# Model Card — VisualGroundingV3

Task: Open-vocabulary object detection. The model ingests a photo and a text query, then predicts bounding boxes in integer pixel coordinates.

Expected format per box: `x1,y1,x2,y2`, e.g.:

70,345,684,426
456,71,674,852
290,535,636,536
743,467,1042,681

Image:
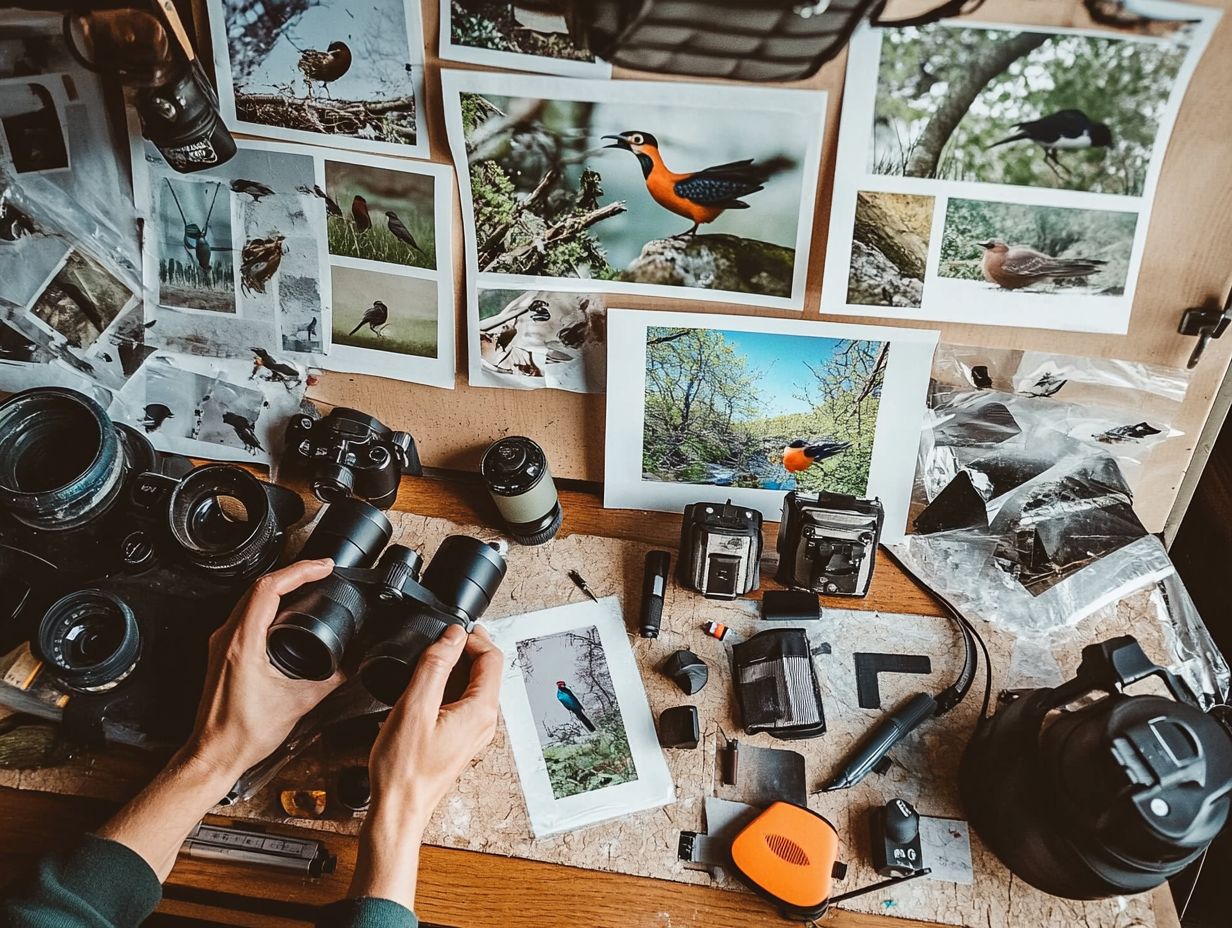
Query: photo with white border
439,0,611,78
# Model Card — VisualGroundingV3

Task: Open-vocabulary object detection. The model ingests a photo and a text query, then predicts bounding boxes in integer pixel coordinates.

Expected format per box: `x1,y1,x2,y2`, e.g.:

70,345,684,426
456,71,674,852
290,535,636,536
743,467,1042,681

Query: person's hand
181,558,344,782
348,624,503,909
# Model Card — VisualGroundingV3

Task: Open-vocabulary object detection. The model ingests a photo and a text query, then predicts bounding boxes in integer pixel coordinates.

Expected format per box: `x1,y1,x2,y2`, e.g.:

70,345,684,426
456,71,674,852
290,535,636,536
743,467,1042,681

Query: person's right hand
349,624,503,909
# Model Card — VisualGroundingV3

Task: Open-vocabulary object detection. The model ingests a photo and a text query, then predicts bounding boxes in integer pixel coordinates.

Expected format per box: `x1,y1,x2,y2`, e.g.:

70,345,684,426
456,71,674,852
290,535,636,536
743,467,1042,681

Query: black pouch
732,628,825,740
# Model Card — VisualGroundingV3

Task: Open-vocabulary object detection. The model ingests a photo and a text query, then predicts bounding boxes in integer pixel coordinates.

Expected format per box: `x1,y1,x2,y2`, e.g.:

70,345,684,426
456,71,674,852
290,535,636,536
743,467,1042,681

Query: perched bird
307,317,318,340
231,179,275,201
183,223,212,271
1026,372,1068,398
528,299,551,322
141,403,174,433
297,41,352,96
988,109,1112,176
384,211,423,253
240,234,286,295
315,185,342,217
602,130,780,238
223,412,264,454
351,195,371,233
555,682,595,732
249,347,301,386
977,240,1106,291
348,300,389,337
782,438,852,473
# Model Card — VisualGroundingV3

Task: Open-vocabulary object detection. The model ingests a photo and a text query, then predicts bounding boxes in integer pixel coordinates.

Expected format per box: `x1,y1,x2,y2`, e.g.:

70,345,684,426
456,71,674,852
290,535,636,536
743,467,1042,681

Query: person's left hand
182,559,344,781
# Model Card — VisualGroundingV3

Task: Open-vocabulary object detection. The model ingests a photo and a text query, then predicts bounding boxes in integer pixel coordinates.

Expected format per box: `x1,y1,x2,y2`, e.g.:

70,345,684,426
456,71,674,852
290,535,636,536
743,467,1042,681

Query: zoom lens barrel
0,388,135,531
36,590,141,692
168,465,282,576
480,437,562,545
299,498,393,567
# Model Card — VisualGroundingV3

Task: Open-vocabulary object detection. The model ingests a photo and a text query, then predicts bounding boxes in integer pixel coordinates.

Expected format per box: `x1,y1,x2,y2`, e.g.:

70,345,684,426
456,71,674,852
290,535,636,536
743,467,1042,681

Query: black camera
776,492,883,597
266,499,507,706
284,408,421,511
0,388,302,741
677,499,762,600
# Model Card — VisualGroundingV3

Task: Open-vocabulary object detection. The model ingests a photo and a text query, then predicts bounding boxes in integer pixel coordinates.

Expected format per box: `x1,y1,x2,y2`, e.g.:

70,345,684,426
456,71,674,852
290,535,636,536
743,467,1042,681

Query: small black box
658,705,700,749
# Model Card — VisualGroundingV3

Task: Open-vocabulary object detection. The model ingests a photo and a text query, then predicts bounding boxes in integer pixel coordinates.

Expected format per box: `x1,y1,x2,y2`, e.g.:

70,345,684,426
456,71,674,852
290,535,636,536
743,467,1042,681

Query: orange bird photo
782,438,851,473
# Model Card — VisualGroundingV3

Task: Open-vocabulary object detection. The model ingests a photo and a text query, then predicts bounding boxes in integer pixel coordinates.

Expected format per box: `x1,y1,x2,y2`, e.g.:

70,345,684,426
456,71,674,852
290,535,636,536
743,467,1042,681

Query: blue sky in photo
717,329,845,419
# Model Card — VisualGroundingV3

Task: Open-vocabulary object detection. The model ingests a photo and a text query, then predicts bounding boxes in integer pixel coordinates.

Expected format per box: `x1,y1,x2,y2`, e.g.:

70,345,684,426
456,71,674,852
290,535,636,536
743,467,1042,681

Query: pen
823,692,937,791
568,569,598,602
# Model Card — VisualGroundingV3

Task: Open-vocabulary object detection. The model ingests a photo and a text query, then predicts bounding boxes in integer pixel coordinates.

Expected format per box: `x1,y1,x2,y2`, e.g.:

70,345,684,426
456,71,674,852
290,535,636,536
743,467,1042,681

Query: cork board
222,0,1232,538
3,510,1194,928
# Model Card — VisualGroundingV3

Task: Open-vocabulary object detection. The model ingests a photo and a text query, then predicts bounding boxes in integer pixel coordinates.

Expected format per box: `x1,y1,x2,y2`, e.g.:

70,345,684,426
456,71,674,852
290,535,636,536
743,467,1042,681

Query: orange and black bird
602,130,778,238
351,195,371,233
240,234,286,295
385,210,423,253
297,41,351,96
349,300,388,337
782,438,851,473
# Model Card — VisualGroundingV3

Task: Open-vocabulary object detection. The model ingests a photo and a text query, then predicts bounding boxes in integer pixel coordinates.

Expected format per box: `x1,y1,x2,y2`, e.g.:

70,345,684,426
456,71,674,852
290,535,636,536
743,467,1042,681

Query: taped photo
443,70,826,311
439,0,611,78
207,0,429,159
470,288,606,393
483,597,673,837
821,4,1220,333
604,309,939,542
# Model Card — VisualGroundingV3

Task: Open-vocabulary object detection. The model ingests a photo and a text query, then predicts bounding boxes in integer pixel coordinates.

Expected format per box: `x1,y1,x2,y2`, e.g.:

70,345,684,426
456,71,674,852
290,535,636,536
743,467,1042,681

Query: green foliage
450,0,595,62
326,215,435,270
939,199,1137,291
873,25,1187,195
642,329,883,496
543,713,637,800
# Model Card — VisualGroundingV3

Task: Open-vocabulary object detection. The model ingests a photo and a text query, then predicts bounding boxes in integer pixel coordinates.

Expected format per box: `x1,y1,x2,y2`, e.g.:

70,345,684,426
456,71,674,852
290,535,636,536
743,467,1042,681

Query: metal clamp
1179,288,1232,369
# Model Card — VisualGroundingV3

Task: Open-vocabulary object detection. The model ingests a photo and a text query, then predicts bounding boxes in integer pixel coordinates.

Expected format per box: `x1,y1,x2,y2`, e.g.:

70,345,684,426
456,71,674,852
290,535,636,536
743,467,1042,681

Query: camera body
678,500,762,600
267,499,507,706
0,388,302,744
776,492,883,597
284,408,421,511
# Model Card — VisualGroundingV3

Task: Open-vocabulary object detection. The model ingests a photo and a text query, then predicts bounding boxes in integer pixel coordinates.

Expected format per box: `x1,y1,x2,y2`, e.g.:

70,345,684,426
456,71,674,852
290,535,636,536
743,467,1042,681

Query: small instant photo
0,75,71,176
484,597,674,838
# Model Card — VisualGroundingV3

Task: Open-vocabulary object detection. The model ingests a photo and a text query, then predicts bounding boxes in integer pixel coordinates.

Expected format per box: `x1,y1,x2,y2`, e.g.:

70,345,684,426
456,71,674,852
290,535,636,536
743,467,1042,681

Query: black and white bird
249,346,301,387
384,210,423,253
141,403,174,433
313,185,342,216
222,412,264,454
348,300,389,337
1025,372,1068,398
231,179,275,201
989,109,1112,176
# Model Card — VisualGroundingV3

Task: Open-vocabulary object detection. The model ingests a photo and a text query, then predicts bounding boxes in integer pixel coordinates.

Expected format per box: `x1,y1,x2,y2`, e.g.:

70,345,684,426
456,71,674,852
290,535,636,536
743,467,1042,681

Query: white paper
205,0,429,160
603,309,939,542
442,69,826,312
482,597,674,838
821,4,1219,334
438,0,611,78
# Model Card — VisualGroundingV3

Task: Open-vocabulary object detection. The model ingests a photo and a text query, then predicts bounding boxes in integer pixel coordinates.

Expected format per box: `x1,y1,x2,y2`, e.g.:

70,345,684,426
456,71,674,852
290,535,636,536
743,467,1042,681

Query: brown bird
240,234,286,295
314,185,342,216
977,240,1107,290
352,195,371,233
384,211,423,253
297,42,351,96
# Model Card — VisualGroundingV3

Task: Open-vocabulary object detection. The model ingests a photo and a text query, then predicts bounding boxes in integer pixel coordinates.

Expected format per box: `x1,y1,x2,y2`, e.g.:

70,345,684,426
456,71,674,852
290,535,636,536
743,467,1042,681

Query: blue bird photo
556,681,596,732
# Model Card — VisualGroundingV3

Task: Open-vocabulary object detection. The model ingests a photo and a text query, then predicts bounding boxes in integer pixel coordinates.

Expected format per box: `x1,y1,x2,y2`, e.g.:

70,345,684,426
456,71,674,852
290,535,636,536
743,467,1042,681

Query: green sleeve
316,898,418,928
1,834,162,928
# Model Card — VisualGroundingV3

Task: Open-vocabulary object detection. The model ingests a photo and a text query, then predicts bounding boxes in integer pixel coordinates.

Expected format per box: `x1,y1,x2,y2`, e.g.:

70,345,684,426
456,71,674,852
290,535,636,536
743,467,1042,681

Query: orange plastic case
729,801,842,919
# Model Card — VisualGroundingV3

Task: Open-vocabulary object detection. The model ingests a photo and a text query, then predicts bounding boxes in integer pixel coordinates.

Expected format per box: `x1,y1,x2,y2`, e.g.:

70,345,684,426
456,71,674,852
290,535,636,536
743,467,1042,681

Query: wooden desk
0,476,1182,928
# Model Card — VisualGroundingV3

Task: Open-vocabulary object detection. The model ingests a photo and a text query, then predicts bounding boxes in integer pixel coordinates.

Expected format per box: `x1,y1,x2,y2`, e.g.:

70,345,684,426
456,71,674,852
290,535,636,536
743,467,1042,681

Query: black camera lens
299,498,393,568
480,437,562,545
312,462,355,505
36,590,141,692
0,388,131,530
168,465,284,576
267,575,367,681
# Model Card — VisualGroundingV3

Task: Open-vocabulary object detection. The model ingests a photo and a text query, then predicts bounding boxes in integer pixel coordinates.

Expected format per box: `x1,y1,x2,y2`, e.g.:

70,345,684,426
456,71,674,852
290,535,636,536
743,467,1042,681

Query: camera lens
480,437,562,545
36,590,141,692
267,575,367,681
299,498,393,567
311,462,355,505
168,465,283,576
0,388,128,530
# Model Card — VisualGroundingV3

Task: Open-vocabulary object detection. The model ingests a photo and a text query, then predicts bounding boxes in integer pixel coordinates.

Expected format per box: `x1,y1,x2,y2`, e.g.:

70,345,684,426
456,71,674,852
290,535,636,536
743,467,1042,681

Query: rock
621,234,795,297
846,240,924,308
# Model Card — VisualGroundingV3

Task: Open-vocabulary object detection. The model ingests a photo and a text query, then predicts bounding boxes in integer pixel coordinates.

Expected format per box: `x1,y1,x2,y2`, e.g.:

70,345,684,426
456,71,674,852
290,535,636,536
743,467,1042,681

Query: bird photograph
330,264,439,358
515,627,637,800
938,198,1135,296
239,234,287,295
322,160,436,269
29,251,132,351
140,403,174,433
157,177,235,313
458,77,820,300
230,179,275,201
448,0,599,67
642,327,884,497
869,23,1189,195
249,346,302,389
222,411,265,454
478,290,607,390
220,0,419,148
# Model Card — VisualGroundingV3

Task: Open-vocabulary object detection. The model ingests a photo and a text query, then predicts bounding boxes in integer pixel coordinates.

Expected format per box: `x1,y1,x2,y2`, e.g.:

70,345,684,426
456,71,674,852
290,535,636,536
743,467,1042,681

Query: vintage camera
776,492,883,597
266,499,507,706
0,388,302,741
678,499,762,600
284,408,421,511
63,5,237,172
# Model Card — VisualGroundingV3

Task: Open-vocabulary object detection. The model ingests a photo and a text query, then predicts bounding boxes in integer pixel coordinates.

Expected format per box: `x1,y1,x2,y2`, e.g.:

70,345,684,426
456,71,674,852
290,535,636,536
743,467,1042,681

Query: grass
332,315,437,359
327,215,435,270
